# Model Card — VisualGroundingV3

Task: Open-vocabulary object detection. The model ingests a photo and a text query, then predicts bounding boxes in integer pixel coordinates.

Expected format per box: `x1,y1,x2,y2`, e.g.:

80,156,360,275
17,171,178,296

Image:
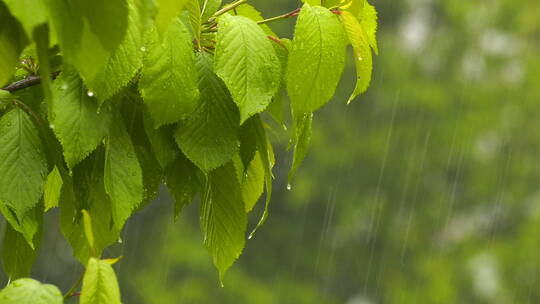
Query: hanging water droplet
49,124,55,129
118,237,123,244
286,183,292,190
87,91,94,97
247,234,253,240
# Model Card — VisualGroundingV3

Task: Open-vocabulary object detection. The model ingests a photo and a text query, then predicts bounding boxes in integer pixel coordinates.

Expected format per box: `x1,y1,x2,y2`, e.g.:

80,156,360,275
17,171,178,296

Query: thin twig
2,71,60,93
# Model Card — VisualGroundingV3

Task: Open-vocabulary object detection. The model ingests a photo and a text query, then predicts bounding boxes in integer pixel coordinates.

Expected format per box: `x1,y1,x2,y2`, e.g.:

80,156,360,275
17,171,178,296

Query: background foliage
2,0,540,303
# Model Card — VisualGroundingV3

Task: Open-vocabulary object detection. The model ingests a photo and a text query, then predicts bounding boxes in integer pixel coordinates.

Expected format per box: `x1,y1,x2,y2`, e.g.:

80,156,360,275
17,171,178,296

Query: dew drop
286,183,292,191
140,46,147,52
87,91,94,97
49,124,55,129
118,237,123,244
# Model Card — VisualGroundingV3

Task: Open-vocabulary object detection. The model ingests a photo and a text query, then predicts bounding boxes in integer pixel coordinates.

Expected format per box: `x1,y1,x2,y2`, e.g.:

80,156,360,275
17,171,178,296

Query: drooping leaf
199,0,222,21
0,108,47,220
143,111,179,170
80,257,121,304
340,10,373,103
200,162,247,282
1,223,41,280
0,90,14,109
0,278,63,304
2,0,48,37
0,3,27,87
215,13,281,123
286,4,346,114
60,150,119,264
52,67,112,169
242,116,274,237
46,0,128,84
288,112,313,182
242,151,265,212
154,0,190,33
33,24,54,118
44,166,63,211
104,112,143,230
359,0,378,54
0,202,41,248
165,154,200,219
175,52,240,172
85,0,145,103
139,20,200,128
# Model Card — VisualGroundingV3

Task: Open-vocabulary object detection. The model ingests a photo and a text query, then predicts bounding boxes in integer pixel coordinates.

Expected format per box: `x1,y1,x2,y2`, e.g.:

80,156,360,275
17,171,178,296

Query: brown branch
2,71,60,93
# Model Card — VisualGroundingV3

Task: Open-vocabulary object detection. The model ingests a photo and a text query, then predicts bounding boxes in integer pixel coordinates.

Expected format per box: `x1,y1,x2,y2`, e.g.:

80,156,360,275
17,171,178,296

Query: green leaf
80,257,121,304
185,0,201,42
242,116,273,237
242,151,265,212
34,24,54,118
301,0,321,5
0,202,41,248
2,0,48,37
340,10,373,103
175,52,240,172
143,111,179,170
215,14,281,123
52,68,112,169
2,223,40,280
104,112,143,230
139,20,200,128
200,162,247,282
46,0,128,83
199,0,222,21
77,0,128,52
286,4,347,114
44,166,63,211
0,3,27,87
288,112,313,182
0,278,63,304
0,108,47,220
60,151,119,264
85,0,145,103
0,90,14,110
165,155,200,219
359,0,378,54
155,0,190,33
82,209,96,255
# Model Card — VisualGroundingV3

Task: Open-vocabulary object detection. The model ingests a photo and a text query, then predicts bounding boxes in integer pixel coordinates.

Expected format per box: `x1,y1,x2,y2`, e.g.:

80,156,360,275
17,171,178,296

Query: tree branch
1,71,60,93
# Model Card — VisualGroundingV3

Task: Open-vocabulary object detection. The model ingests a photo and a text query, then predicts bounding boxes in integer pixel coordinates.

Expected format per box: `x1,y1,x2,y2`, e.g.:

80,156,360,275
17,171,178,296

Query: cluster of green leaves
0,0,377,301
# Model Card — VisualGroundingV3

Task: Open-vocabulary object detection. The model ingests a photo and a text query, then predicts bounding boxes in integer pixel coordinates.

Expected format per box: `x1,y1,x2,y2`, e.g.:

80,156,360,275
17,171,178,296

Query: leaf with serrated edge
0,278,62,304
52,68,112,169
175,52,240,172
0,108,47,220
340,10,373,103
44,166,63,211
215,14,281,123
80,257,121,304
201,162,247,282
286,4,346,114
104,113,143,230
139,20,199,128
86,0,145,103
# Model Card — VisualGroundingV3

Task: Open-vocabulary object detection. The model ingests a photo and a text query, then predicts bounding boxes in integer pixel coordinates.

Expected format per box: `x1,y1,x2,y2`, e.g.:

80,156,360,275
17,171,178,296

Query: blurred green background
3,0,540,303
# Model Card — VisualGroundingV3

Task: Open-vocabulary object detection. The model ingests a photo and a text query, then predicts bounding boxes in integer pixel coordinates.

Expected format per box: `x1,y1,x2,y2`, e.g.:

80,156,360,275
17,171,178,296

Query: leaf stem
63,272,84,300
213,0,248,17
257,8,301,25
